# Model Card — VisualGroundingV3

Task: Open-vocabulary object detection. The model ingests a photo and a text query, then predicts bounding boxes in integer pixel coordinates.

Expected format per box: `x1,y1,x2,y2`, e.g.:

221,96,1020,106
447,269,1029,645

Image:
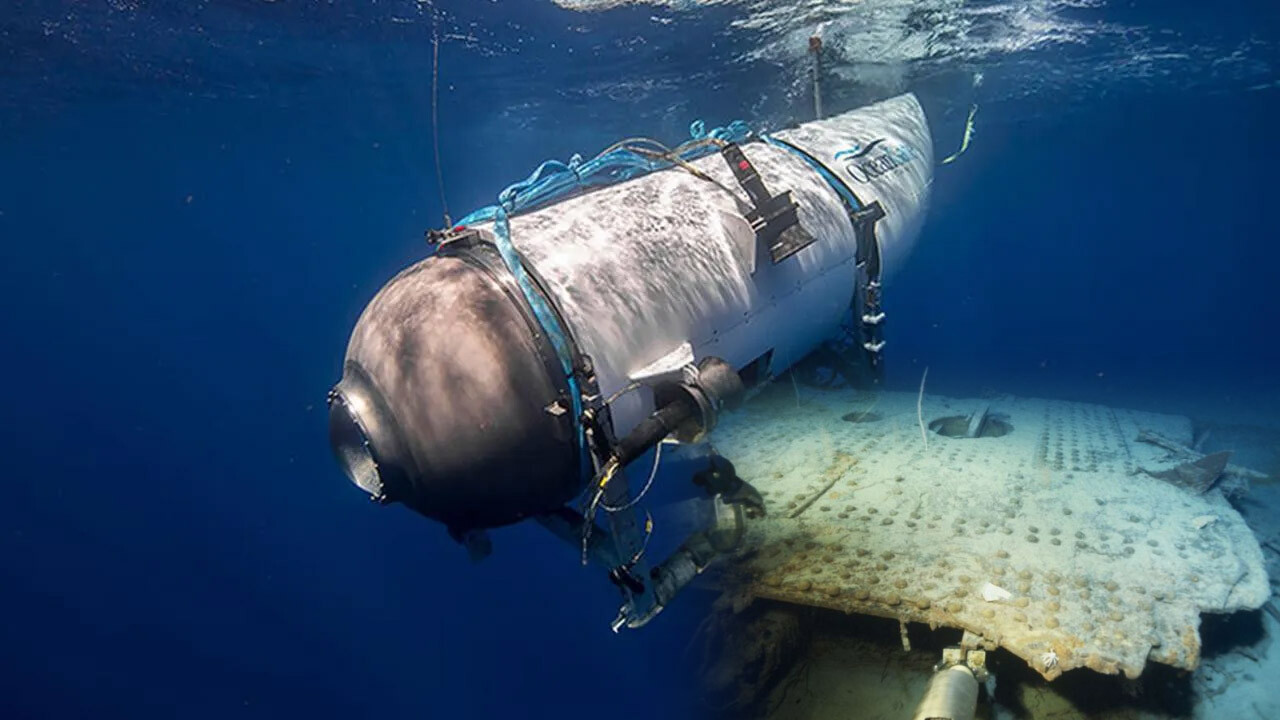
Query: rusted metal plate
709,386,1270,680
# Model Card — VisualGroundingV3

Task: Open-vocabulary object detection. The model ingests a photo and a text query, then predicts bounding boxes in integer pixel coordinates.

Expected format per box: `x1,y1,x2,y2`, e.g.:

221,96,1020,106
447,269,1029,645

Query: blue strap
761,135,863,212
491,207,585,454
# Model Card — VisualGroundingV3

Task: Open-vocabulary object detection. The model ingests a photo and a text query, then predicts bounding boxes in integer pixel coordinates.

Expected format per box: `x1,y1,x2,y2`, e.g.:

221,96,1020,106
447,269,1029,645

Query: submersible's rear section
328,94,933,542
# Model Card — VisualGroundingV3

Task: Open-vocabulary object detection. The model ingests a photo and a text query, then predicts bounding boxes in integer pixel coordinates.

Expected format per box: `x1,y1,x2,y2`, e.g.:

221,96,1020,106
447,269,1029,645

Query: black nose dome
329,249,581,532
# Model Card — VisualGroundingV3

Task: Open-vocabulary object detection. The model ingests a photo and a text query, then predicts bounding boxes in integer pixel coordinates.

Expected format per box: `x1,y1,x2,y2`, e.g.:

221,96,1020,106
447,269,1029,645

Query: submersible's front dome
329,253,580,532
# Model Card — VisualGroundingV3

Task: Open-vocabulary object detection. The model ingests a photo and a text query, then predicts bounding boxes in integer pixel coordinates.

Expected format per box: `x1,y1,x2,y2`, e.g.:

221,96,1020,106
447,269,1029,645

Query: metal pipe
912,665,979,720
808,35,824,120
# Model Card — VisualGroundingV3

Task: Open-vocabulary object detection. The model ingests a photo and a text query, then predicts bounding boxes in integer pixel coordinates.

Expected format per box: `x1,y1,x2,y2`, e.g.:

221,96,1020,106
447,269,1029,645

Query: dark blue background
897,88,1280,412
1,1,1277,717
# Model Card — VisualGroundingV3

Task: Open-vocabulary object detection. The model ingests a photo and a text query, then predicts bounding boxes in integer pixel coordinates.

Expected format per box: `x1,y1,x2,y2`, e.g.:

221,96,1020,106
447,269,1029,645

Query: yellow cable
598,459,619,488
941,104,978,165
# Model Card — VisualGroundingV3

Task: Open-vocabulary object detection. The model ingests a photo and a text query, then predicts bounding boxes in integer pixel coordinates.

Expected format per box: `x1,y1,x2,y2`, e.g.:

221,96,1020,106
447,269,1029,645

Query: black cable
431,17,452,228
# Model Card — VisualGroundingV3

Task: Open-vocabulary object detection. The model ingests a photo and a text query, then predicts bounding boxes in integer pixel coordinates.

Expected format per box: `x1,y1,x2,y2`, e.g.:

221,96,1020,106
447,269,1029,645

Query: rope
602,441,664,512
940,104,978,165
580,459,619,565
430,16,452,227
456,119,752,226
629,509,654,566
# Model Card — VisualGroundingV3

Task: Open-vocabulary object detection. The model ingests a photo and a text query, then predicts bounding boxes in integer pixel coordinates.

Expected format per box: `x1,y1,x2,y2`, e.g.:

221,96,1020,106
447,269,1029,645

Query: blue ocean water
1,1,1277,718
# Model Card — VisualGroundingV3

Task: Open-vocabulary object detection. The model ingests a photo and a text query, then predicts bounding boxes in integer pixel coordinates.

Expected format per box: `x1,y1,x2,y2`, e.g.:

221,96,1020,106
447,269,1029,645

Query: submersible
328,93,933,628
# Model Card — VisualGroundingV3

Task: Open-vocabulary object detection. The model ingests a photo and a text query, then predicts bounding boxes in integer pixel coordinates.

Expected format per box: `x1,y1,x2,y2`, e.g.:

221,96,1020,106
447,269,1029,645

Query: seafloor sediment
708,384,1271,682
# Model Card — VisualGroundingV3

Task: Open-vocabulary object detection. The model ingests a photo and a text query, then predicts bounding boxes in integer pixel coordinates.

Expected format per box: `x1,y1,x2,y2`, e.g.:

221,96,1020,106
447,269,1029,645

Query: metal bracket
939,646,989,682
720,143,814,264
850,202,887,380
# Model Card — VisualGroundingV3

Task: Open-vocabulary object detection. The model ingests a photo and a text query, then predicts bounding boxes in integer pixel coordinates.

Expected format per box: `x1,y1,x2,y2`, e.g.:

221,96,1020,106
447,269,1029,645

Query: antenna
431,11,453,228
809,34,824,120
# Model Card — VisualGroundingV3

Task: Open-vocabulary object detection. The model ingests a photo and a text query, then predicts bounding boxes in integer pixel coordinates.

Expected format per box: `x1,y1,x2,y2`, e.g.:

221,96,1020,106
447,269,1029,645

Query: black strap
753,135,890,383
720,143,814,263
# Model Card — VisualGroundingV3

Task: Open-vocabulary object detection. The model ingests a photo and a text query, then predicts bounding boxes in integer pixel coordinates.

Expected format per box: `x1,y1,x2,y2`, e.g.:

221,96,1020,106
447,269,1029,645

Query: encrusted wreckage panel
710,387,1270,680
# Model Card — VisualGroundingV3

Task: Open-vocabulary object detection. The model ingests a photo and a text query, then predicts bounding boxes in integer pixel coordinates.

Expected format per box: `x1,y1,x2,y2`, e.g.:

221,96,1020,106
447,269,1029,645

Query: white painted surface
501,94,933,435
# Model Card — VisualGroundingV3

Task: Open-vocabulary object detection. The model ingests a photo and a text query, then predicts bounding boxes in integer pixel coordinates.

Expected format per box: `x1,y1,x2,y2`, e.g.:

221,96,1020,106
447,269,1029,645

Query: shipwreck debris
707,389,1271,681
1143,451,1232,494
1136,428,1267,498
